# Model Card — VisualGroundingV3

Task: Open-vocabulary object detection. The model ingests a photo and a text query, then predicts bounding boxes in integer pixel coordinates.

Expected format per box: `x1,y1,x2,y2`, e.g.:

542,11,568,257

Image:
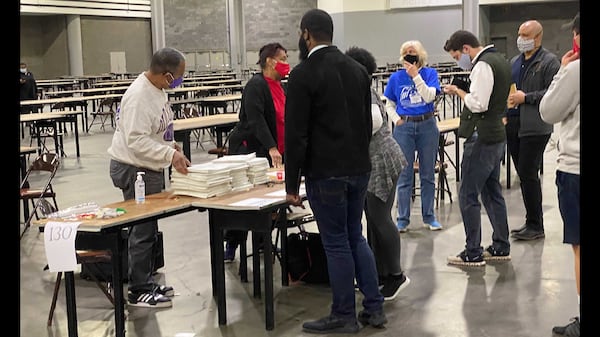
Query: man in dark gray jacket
505,20,560,241
285,9,386,334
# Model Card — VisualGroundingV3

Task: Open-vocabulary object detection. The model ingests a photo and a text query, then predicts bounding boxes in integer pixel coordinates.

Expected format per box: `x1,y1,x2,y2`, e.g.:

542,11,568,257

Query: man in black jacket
284,9,386,334
20,62,38,114
505,20,560,241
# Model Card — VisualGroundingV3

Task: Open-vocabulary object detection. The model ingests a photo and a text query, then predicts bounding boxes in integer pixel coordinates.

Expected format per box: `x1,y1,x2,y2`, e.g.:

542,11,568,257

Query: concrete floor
19,120,578,337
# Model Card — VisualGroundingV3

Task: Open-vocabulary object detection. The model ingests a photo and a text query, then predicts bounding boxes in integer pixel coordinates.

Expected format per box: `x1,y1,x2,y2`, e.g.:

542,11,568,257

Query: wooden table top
172,114,239,131
19,110,84,122
34,181,292,232
20,93,123,106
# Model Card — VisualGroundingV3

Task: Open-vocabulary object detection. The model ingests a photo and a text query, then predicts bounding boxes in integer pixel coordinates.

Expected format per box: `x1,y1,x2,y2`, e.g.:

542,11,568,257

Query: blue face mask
457,53,472,71
168,73,184,88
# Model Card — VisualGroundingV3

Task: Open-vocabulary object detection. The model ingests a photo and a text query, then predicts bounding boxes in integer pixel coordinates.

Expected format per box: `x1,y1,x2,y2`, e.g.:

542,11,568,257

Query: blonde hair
399,40,428,68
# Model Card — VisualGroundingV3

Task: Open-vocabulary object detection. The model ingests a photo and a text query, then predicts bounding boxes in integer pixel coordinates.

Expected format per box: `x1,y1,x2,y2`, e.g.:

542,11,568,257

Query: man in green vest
442,30,512,267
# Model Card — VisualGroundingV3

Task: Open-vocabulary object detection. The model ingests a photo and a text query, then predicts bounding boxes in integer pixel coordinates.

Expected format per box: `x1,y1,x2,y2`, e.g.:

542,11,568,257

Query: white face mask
517,36,535,53
20,68,27,74
457,53,472,71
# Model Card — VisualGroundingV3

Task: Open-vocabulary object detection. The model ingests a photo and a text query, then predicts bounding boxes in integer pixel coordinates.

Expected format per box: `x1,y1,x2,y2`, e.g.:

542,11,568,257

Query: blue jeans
392,117,440,225
459,133,510,257
305,174,384,319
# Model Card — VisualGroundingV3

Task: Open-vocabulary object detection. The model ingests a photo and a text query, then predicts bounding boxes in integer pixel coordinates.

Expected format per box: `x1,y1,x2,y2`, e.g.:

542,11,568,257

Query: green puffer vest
458,49,511,144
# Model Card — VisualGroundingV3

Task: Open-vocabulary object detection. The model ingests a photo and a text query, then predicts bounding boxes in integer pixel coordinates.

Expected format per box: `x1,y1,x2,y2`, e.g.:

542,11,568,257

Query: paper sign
44,221,81,272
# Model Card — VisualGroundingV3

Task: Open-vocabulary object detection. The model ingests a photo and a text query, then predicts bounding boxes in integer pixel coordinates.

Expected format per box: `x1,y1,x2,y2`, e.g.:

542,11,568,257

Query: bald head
519,20,543,39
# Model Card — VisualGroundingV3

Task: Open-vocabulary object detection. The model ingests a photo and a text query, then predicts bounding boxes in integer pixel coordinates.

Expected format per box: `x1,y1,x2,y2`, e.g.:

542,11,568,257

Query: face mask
517,36,535,53
274,61,290,78
20,68,27,74
167,73,184,88
457,53,472,70
404,54,418,65
572,37,580,53
298,35,309,61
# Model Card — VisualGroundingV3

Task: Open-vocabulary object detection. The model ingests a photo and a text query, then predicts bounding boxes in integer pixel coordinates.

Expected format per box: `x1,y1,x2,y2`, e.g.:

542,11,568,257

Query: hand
561,49,579,67
502,116,508,125
508,90,526,107
286,194,304,207
269,147,283,169
403,60,418,78
171,151,191,174
443,84,458,95
173,142,182,152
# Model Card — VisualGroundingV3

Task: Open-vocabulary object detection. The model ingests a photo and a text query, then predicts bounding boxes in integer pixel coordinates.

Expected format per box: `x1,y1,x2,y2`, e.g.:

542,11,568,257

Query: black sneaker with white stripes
153,284,175,297
128,291,172,308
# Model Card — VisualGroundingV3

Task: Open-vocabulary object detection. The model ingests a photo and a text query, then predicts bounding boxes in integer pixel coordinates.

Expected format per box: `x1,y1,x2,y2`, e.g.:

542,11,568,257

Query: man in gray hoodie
539,12,580,337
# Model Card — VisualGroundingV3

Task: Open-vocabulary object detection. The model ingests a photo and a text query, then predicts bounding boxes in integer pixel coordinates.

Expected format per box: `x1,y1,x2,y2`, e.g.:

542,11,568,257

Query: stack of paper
212,153,271,187
246,157,270,185
170,163,233,198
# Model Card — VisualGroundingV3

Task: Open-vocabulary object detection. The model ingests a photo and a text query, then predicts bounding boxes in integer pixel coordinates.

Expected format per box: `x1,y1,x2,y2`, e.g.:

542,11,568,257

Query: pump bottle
135,172,146,204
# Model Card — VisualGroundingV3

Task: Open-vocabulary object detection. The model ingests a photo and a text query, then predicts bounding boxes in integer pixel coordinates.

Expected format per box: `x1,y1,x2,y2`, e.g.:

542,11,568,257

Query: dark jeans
306,174,384,320
109,159,165,294
365,175,402,278
459,133,510,257
505,117,550,231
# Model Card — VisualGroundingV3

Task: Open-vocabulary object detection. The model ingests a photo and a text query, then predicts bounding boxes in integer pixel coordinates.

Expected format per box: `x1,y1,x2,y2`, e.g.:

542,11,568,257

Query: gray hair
149,47,185,74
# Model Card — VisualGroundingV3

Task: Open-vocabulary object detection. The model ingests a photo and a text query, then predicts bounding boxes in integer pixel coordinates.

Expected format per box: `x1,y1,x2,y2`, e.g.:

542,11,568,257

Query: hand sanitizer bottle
135,171,146,204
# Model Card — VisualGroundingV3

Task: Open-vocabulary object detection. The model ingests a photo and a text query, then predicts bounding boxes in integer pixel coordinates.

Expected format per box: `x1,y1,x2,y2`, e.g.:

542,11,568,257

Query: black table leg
111,231,127,337
263,230,274,330
64,271,79,337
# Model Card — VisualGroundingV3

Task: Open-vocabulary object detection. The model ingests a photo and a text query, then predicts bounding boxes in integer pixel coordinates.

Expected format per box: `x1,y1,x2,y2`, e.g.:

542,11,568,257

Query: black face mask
298,35,309,61
404,54,418,65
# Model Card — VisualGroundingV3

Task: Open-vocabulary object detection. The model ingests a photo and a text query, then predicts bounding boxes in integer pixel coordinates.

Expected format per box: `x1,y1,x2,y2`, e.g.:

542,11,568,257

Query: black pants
505,117,550,231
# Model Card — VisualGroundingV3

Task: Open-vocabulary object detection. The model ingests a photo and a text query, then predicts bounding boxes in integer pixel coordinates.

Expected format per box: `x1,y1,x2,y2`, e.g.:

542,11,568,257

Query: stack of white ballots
211,154,255,192
212,153,270,188
246,157,270,185
170,162,233,198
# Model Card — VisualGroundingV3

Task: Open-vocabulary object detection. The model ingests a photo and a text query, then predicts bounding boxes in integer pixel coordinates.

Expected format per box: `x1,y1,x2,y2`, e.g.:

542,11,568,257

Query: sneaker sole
398,228,408,233
127,300,172,308
483,255,511,262
447,259,486,267
384,276,411,301
428,225,443,231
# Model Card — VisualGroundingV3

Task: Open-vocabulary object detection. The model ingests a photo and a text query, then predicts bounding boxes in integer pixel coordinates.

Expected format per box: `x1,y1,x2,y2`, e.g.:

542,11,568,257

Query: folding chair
182,105,206,150
88,97,116,132
19,152,60,239
46,250,115,326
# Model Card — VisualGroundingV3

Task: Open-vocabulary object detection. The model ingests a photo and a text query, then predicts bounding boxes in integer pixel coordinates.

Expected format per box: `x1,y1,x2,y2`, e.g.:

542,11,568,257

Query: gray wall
332,7,463,67
81,17,152,76
20,15,151,79
20,16,70,80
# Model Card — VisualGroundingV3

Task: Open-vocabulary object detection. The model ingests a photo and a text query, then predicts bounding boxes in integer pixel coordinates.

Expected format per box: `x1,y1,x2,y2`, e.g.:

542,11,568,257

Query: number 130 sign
43,222,81,272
